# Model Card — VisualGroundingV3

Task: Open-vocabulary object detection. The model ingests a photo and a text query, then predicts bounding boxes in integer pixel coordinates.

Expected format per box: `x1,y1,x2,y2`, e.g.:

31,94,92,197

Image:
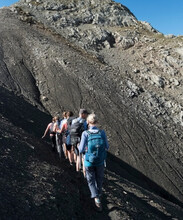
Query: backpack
85,130,106,165
64,116,76,138
70,118,85,138
67,116,76,133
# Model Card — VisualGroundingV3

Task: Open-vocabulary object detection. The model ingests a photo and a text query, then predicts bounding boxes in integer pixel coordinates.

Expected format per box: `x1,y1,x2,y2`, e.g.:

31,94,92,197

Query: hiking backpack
67,117,76,133
70,118,85,138
85,130,106,165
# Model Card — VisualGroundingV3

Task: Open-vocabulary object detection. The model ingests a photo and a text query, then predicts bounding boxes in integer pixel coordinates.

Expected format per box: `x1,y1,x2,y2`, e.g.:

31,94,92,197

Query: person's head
79,109,88,119
52,117,57,122
54,116,59,121
62,111,67,119
87,113,98,126
52,116,58,122
66,111,74,118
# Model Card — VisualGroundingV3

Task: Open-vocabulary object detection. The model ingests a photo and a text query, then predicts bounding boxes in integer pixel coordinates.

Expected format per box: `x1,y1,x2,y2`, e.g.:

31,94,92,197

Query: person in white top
42,116,58,151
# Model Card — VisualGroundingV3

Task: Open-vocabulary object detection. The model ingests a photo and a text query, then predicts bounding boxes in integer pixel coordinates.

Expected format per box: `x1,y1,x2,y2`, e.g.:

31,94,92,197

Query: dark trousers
85,165,104,198
50,135,56,150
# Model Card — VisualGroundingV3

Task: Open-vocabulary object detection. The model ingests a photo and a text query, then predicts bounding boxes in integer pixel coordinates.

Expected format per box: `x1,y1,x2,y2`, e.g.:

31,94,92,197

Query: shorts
71,136,80,156
66,144,72,151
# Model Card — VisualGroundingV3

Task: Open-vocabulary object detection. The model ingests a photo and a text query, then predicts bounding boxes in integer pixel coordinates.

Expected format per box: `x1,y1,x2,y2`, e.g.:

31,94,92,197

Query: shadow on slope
0,85,183,219
0,86,51,138
0,119,182,219
0,86,110,219
0,87,110,219
0,115,89,219
107,153,183,209
102,169,183,220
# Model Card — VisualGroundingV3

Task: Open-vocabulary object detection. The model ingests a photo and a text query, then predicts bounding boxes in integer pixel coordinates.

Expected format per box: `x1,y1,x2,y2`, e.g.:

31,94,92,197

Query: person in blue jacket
79,113,109,211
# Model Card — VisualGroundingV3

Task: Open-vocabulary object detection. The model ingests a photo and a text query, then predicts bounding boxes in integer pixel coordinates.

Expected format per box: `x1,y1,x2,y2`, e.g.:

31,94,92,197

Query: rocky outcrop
14,0,137,52
1,0,183,210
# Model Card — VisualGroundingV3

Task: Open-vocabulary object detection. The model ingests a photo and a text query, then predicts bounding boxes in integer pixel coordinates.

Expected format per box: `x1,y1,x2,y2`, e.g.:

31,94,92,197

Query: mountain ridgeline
1,0,183,215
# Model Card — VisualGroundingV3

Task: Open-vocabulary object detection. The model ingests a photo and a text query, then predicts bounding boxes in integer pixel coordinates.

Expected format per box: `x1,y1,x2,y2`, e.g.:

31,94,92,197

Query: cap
79,109,88,114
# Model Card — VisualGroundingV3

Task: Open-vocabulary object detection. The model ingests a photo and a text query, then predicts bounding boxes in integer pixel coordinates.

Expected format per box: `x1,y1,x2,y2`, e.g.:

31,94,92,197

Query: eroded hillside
0,86,183,220
0,0,183,217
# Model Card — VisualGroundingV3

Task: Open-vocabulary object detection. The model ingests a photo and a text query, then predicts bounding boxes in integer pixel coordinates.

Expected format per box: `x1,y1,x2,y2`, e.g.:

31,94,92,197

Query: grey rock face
140,21,158,33
15,0,137,51
1,0,183,209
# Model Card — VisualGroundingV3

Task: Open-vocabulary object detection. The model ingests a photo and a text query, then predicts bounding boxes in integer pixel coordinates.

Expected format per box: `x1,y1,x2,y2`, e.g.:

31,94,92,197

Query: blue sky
0,0,183,36
117,0,183,36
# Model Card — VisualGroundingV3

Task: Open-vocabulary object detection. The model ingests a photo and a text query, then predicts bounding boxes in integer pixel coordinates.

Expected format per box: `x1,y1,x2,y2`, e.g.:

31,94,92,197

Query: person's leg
67,145,73,165
70,147,74,162
79,153,82,169
76,154,80,172
85,166,98,198
53,135,56,150
64,143,68,159
82,157,86,177
95,165,104,197
68,150,72,164
62,135,68,159
56,134,59,152
71,146,76,163
73,146,77,163
71,137,77,163
56,134,62,158
50,135,56,151
74,143,80,171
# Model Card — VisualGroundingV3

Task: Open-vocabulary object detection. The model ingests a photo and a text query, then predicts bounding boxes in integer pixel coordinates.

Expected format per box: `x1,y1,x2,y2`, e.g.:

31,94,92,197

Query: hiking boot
94,198,102,212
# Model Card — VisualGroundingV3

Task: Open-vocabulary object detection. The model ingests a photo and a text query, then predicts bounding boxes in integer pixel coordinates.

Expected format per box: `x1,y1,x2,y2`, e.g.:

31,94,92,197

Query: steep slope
1,86,183,220
0,0,183,209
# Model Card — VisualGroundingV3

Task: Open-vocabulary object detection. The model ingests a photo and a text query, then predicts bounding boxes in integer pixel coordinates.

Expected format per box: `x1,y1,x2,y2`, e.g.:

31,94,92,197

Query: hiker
59,111,75,165
42,117,58,151
55,116,62,157
58,112,68,159
79,113,109,212
64,111,75,165
70,109,88,173
59,111,67,129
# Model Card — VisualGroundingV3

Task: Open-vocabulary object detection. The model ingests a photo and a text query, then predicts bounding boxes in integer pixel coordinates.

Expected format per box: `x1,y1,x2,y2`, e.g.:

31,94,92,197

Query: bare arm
57,122,67,134
42,123,51,138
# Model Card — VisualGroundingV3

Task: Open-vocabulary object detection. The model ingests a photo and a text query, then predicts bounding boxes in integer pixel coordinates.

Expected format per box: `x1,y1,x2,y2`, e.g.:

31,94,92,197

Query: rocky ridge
15,0,138,52
0,0,183,216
